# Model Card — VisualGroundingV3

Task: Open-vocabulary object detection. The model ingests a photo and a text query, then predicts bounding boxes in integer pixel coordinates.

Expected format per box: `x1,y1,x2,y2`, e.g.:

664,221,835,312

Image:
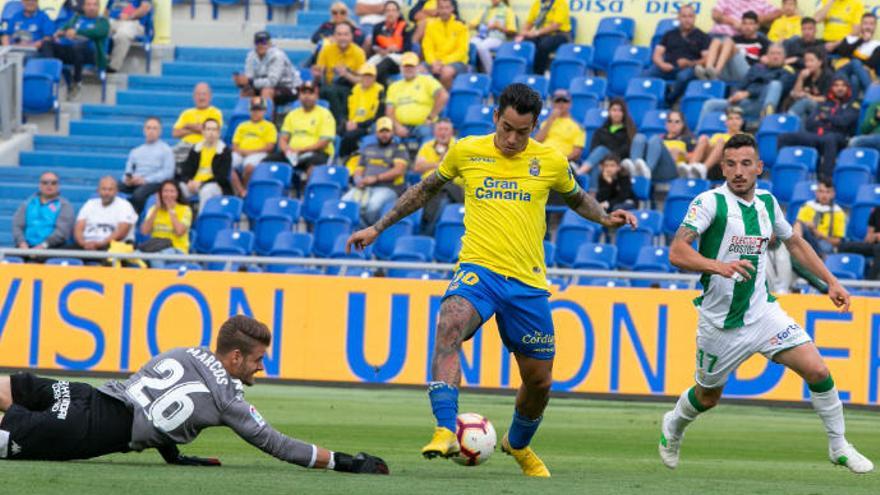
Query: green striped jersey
681,183,792,329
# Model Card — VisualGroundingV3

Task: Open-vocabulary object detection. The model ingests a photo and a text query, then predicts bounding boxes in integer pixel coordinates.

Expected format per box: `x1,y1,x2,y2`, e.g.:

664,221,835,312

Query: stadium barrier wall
2,264,880,405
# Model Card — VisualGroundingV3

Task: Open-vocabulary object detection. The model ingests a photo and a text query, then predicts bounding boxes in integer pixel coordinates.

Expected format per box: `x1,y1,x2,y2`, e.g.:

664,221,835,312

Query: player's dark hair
722,133,758,154
605,98,637,141
802,16,815,26
600,153,620,165
742,10,758,22
158,180,184,206
804,47,824,63
497,83,543,123
216,315,272,356
818,177,834,189
863,12,876,21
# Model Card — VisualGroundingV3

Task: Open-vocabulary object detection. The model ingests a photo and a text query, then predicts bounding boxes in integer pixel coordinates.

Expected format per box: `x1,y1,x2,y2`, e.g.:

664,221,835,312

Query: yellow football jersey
436,134,578,289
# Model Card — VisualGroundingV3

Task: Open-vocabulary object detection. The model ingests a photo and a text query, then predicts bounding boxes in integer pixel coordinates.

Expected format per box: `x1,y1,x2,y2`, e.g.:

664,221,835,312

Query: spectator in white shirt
74,176,138,250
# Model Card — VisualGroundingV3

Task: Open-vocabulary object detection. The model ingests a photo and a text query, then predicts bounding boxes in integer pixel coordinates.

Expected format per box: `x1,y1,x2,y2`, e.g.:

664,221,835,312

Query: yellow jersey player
347,83,637,476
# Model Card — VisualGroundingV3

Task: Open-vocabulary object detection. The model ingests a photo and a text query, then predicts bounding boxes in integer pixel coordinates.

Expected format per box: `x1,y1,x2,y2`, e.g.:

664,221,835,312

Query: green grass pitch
3,381,879,494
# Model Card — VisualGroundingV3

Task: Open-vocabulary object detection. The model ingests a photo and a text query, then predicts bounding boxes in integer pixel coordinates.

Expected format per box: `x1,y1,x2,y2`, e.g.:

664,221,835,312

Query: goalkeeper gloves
332,452,390,475
158,445,222,467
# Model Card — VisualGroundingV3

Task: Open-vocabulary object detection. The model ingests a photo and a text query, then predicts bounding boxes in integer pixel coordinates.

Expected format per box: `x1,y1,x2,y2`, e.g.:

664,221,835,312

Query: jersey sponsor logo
769,323,801,347
685,198,703,224
10,441,20,456
51,381,71,420
249,405,266,427
521,331,554,346
468,156,496,164
726,235,769,255
529,157,541,176
474,177,532,202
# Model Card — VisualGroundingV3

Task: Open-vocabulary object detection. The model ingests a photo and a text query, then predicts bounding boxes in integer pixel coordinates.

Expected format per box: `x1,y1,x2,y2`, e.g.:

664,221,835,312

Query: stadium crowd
7,0,880,290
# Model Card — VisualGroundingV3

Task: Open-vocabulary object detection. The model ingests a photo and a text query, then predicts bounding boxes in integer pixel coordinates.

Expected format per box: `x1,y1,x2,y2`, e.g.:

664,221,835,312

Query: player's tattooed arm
373,173,447,233
563,188,610,224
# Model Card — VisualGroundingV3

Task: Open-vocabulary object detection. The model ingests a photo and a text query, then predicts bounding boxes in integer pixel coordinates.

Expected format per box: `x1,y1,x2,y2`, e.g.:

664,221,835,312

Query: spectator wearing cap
413,118,461,234
270,81,337,175
535,89,586,164
313,22,367,123
0,0,54,54
340,63,385,159
422,0,470,89
386,52,448,151
342,116,408,224
232,96,278,187
120,117,176,214
516,0,571,75
179,118,243,209
12,172,74,251
173,83,224,149
233,31,301,107
645,4,710,106
368,0,413,85
468,0,517,74
104,0,152,73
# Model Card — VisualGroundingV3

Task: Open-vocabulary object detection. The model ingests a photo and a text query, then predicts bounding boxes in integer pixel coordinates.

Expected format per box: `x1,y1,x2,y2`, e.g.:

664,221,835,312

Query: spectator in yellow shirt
412,118,462,234
422,0,470,89
340,63,385,159
139,180,193,268
270,81,336,175
815,0,864,42
794,178,846,257
385,52,449,152
232,96,278,187
534,89,586,163
469,0,517,73
313,22,367,124
517,0,571,74
768,0,802,42
171,82,224,161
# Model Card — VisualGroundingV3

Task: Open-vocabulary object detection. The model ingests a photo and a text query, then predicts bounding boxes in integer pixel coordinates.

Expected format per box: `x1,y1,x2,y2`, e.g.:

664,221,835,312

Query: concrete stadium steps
0,182,97,203
33,136,166,154
0,166,118,185
127,75,238,94
82,105,190,123
116,89,240,109
173,46,310,65
265,24,315,40
161,61,250,79
20,151,127,170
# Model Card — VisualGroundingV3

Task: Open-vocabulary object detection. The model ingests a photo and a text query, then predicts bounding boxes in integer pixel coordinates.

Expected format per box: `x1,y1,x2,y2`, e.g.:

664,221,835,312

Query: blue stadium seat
855,183,880,205
491,57,527,97
326,235,368,275
322,200,360,226
192,213,233,253
165,262,202,272
253,198,300,255
662,197,692,237
452,73,491,98
23,58,62,130
680,80,726,130
631,176,652,204
269,231,313,258
776,146,818,173
0,256,24,264
312,201,356,258
865,83,880,103
445,88,483,128
310,165,349,191
572,243,617,270
615,227,654,270
834,164,872,208
464,104,494,124
757,179,773,193
251,162,293,190
639,109,669,135
459,121,495,137
434,204,466,263
212,0,249,20
243,179,284,222
569,75,607,100
548,58,586,93
695,111,727,136
668,178,709,200
265,0,295,20
496,41,536,69
625,77,666,123
757,114,800,167
583,108,608,134
578,277,631,288
555,210,601,267
633,245,671,272
825,253,866,280
651,18,679,51
847,203,875,241
387,235,436,278
45,257,83,266
544,239,555,268
302,182,342,224
837,147,879,175
634,210,663,236
1,1,22,20
607,45,651,97
373,221,414,260
211,229,254,255
592,17,635,72
556,43,594,67
771,163,809,204
513,74,549,100
786,180,817,224
201,195,243,220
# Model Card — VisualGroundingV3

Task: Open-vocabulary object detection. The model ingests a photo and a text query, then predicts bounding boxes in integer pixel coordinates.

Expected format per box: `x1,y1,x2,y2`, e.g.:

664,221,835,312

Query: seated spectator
534,89,585,164
413,118,460,234
577,99,637,181
700,11,771,82
707,0,780,39
310,2,366,48
104,0,151,73
516,0,571,75
850,99,880,149
422,0,469,89
386,52,448,152
827,13,879,97
74,177,137,251
786,48,831,122
339,63,385,159
313,22,367,123
368,1,412,85
839,205,880,279
233,31,300,107
700,42,795,127
628,110,695,181
172,83,224,153
12,172,74,250
139,180,192,268
1,0,54,54
270,81,336,175
49,0,109,100
776,77,859,179
232,96,278,187
409,0,460,42
815,0,863,43
120,117,175,214
356,0,387,31
687,106,745,180
179,118,243,209
783,17,826,70
469,0,517,74
793,178,846,258
645,4,709,106
595,155,636,212
342,117,408,224
768,0,801,42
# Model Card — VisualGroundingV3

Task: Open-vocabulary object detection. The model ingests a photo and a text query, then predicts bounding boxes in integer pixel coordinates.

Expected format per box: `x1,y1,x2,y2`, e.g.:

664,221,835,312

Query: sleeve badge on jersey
249,405,266,427
529,157,540,176
685,198,702,224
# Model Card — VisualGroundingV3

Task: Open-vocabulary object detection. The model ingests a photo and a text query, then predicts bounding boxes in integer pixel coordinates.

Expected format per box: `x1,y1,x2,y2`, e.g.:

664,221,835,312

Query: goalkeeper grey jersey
99,347,317,466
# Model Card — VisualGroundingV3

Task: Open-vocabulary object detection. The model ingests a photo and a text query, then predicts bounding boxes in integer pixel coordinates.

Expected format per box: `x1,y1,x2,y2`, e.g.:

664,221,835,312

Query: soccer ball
452,413,497,466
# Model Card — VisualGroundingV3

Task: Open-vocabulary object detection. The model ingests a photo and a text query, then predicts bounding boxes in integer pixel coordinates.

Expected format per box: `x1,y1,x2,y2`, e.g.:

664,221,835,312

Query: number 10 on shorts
697,349,718,373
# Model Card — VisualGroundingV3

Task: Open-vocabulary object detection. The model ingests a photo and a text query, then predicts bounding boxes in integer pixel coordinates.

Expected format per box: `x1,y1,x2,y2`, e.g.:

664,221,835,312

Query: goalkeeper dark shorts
0,372,133,461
